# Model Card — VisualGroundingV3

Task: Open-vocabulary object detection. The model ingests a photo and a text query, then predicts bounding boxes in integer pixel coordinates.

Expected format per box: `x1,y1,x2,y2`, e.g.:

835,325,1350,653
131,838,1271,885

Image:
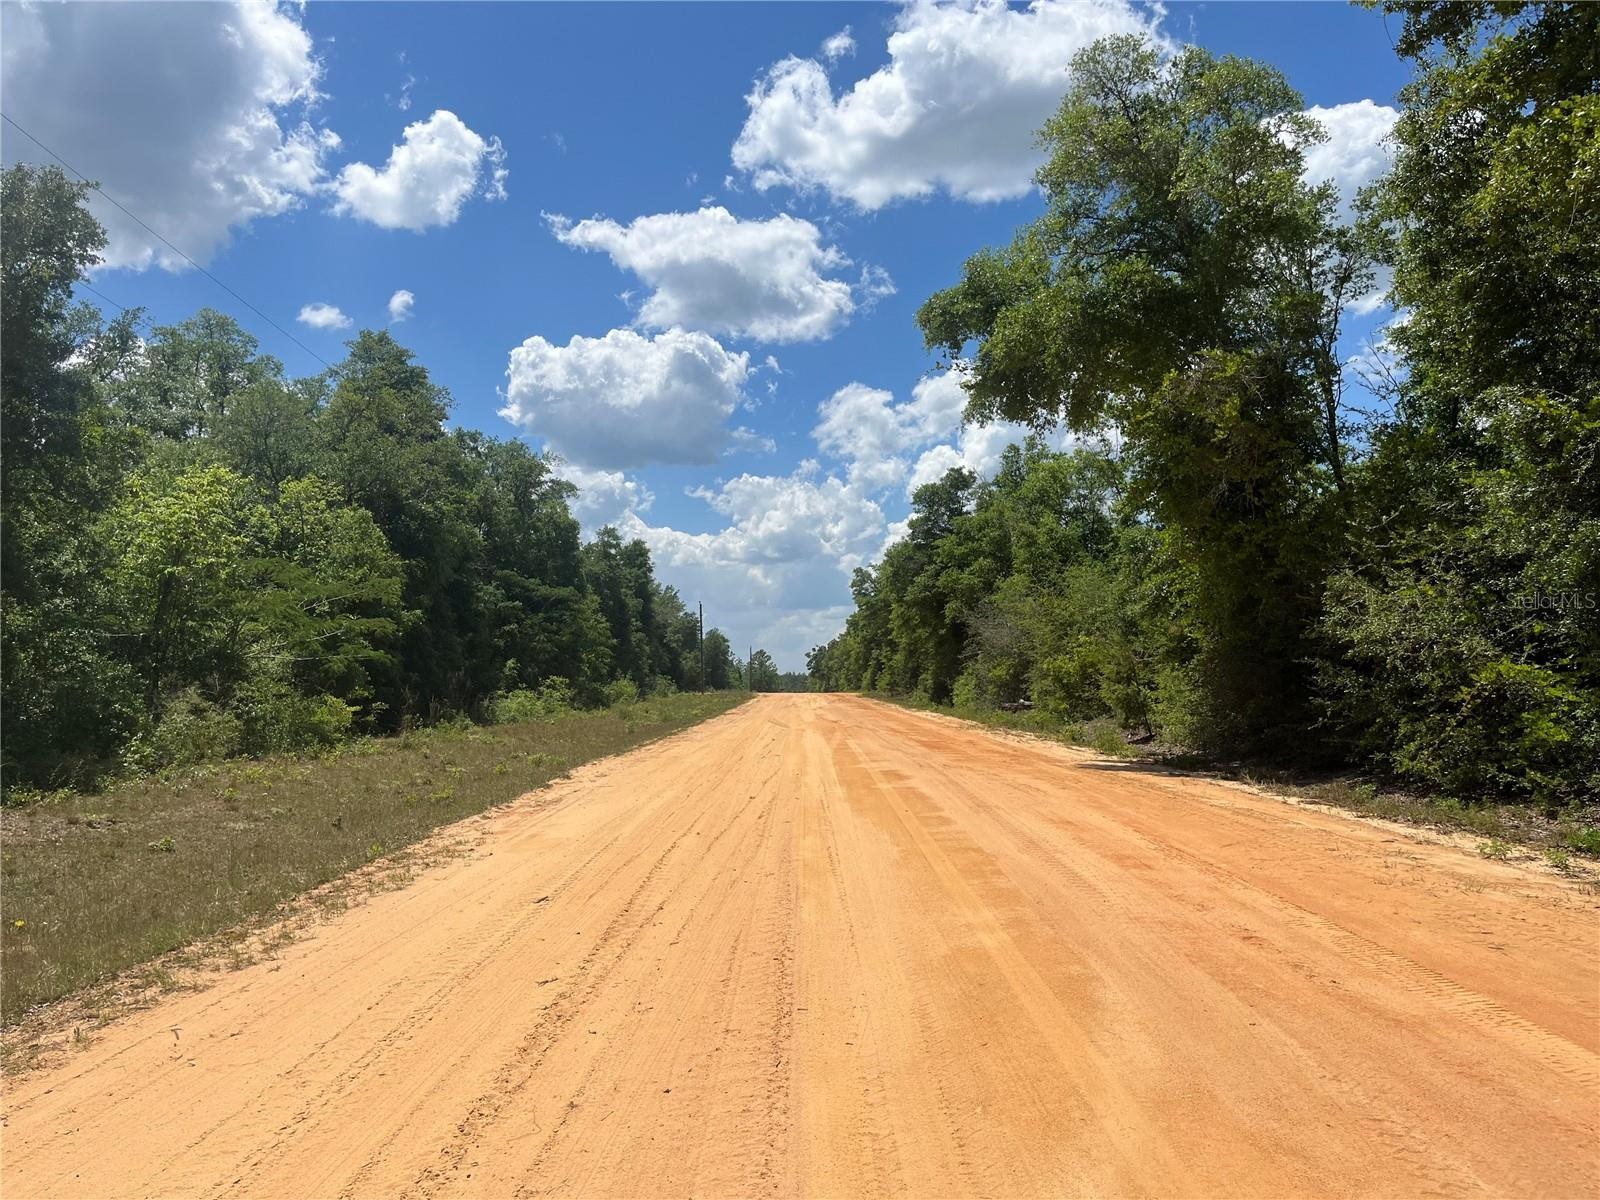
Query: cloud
501,327,751,469
553,463,655,531
387,288,415,322
0,0,335,270
1303,99,1399,220
547,206,874,343
730,427,778,455
618,465,888,668
813,371,970,491
581,367,1097,670
732,0,1167,210
857,264,897,310
297,302,351,330
906,416,1100,494
333,109,506,230
821,28,856,61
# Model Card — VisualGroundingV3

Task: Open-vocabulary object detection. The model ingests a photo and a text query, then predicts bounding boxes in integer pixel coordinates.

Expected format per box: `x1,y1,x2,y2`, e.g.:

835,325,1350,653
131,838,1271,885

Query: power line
2,111,333,370
74,281,128,314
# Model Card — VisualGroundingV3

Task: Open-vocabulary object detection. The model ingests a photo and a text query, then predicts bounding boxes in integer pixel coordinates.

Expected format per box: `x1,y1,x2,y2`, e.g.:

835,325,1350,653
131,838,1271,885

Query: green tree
747,649,780,692
1318,1,1600,800
917,34,1362,752
703,628,737,690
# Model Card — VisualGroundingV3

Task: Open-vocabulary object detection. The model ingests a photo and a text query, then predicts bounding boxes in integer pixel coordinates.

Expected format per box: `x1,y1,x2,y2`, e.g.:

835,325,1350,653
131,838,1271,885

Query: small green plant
1563,826,1600,855
1477,838,1512,861
1544,847,1572,873
147,836,176,853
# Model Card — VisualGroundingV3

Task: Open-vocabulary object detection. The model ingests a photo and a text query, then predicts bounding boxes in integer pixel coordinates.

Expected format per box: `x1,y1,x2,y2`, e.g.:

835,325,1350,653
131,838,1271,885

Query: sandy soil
3,694,1596,1198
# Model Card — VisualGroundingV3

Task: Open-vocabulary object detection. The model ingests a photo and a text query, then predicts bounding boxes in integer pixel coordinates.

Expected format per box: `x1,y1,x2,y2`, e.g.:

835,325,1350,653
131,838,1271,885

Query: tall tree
1319,1,1600,800
917,34,1362,751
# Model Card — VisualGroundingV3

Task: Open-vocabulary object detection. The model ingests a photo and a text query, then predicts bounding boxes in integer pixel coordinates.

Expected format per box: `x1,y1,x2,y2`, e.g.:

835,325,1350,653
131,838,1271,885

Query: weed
1478,839,1513,861
1545,847,1572,873
1564,826,1600,854
146,836,176,853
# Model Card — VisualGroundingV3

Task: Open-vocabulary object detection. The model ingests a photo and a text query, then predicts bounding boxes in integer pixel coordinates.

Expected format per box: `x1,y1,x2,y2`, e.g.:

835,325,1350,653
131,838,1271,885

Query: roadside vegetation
1,163,758,798
811,7,1598,829
1,690,744,1024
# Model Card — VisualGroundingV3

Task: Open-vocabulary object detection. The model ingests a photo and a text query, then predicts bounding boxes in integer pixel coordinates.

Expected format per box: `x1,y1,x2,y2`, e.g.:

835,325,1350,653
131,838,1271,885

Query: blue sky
2,1,1410,667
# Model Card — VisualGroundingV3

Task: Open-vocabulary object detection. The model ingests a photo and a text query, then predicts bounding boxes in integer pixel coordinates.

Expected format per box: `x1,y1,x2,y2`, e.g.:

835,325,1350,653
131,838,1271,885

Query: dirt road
3,695,1596,1198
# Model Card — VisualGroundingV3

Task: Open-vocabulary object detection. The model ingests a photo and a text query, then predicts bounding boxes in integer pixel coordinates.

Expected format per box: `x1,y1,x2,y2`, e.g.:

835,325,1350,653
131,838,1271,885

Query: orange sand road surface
3,694,1597,1198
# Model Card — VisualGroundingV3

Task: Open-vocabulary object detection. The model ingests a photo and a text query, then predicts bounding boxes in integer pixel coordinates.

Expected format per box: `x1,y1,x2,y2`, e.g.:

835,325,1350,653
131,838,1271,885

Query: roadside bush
1402,661,1596,803
130,689,242,771
492,677,575,724
950,667,982,711
603,679,640,708
1032,648,1105,721
239,684,356,755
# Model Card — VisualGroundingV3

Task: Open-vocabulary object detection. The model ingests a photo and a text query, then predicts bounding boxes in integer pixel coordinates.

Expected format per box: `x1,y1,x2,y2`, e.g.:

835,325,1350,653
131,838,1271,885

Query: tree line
809,3,1597,805
1,165,759,790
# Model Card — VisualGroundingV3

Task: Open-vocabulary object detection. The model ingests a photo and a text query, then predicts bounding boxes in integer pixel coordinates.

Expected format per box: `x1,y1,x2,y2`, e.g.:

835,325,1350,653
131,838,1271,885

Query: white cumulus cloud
813,371,970,492
821,28,856,61
1,0,336,270
547,206,877,343
297,302,351,330
907,417,1101,494
333,109,506,231
732,0,1167,210
1303,99,1399,220
618,465,888,668
554,463,656,531
501,327,751,469
387,288,415,322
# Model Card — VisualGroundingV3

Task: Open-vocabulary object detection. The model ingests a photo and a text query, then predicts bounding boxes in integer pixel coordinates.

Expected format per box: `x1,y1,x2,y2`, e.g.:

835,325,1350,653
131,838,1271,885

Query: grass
1222,769,1600,860
868,692,1600,861
0,692,745,1025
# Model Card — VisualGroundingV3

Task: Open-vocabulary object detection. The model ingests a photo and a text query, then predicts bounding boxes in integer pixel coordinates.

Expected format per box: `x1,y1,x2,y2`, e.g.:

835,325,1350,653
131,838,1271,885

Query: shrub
131,689,242,771
951,668,982,711
239,683,356,755
1031,650,1104,720
492,678,575,724
603,679,640,708
1400,660,1593,803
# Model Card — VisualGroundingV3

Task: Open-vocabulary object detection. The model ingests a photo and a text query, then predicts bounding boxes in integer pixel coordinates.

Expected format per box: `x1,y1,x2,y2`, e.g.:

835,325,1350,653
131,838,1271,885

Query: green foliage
603,679,640,707
910,35,1365,754
131,689,242,771
0,175,744,792
747,649,784,692
1315,3,1600,802
818,15,1594,805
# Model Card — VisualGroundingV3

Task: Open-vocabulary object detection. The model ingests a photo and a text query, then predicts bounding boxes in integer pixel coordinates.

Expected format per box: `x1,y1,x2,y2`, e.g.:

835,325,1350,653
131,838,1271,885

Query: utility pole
698,602,706,693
